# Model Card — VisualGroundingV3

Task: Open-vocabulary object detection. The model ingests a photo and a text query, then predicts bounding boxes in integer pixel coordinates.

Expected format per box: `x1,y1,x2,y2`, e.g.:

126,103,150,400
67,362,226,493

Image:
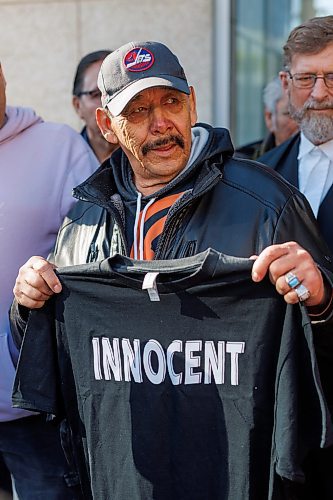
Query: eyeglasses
287,72,333,89
77,88,101,99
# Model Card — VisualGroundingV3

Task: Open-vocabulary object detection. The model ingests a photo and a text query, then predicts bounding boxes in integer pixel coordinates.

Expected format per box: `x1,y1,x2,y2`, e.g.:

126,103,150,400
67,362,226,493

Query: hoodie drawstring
133,193,156,260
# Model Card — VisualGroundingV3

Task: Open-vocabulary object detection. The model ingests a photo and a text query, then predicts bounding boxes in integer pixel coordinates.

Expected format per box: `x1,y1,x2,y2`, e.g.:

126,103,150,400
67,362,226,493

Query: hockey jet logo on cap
124,47,154,72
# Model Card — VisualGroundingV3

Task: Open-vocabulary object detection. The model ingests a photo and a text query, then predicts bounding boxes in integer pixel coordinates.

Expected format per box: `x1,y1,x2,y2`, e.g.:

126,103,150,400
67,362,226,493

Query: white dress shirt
298,133,333,217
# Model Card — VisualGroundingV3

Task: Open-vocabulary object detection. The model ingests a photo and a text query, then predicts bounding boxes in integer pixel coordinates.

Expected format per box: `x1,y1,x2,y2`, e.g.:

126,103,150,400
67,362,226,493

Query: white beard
300,113,333,144
289,98,333,145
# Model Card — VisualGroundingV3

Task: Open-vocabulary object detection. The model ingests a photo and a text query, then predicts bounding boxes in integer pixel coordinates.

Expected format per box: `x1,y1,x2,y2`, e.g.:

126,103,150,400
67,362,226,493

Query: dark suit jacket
259,133,333,254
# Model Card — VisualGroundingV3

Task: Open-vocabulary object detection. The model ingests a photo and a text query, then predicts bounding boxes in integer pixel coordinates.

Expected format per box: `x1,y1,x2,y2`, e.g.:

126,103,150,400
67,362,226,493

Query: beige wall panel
0,1,74,3
0,1,79,127
0,0,212,130
79,0,213,125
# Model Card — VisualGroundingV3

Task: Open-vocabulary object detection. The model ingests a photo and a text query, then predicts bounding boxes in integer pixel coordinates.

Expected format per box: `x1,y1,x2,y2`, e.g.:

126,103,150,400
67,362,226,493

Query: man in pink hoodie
0,63,98,498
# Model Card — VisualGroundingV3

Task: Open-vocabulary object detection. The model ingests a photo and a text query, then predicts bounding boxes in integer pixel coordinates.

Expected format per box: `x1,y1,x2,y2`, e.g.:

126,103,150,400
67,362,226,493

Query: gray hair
283,16,333,69
263,77,283,114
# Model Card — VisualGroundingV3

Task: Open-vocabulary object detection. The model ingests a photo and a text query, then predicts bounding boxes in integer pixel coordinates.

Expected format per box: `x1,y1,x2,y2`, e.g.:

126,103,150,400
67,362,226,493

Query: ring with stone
294,283,311,302
285,272,301,289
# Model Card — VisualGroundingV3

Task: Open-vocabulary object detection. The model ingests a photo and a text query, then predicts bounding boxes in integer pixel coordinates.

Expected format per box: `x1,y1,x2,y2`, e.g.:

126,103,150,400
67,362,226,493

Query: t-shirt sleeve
12,298,62,417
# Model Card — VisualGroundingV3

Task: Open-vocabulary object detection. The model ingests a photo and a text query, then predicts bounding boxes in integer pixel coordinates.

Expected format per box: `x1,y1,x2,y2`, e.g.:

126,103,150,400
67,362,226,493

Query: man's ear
96,108,119,145
189,86,198,126
264,109,274,132
0,64,6,88
72,95,82,118
279,71,289,92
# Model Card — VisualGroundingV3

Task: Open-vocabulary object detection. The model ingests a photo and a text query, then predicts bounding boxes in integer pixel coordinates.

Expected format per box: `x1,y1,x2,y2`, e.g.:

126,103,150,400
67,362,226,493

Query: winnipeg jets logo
124,47,154,72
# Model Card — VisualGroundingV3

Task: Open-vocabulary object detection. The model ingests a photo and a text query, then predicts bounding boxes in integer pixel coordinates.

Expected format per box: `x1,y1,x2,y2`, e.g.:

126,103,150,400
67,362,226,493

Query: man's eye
325,73,333,81
296,75,313,82
163,97,183,112
126,106,149,122
165,98,178,104
133,107,147,113
90,90,101,99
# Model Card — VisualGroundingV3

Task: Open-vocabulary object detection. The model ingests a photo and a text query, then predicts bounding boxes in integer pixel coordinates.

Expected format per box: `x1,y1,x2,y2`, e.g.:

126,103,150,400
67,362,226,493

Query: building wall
0,0,213,131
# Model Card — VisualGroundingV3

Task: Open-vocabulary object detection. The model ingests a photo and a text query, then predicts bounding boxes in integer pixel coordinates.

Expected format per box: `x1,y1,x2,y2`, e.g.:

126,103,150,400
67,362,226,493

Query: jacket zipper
105,201,128,256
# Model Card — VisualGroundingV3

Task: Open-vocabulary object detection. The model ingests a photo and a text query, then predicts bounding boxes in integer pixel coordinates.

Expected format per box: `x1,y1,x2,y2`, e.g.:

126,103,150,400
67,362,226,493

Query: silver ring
295,283,311,302
285,272,301,289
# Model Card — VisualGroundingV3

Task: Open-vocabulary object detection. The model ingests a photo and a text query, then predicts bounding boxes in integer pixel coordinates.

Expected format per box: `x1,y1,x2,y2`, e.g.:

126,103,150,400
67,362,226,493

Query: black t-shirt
13,249,333,500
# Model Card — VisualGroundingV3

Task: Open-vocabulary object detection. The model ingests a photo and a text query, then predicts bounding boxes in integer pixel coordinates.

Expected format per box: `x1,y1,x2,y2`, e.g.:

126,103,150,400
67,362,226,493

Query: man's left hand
251,241,330,308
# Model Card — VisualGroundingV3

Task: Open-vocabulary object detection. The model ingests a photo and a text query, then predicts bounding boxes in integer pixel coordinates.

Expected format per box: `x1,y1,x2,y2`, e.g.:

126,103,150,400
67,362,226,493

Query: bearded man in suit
259,15,333,254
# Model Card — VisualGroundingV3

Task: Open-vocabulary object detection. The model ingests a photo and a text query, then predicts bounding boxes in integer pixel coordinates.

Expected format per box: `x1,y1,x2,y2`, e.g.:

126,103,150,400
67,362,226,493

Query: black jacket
51,125,332,272
258,132,333,254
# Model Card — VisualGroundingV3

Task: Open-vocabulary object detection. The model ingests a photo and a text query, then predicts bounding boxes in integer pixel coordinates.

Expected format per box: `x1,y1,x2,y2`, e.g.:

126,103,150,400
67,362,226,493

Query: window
231,0,332,148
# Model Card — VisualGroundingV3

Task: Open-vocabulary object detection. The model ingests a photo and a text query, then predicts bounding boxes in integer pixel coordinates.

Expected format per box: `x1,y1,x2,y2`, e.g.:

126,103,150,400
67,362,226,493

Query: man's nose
310,76,331,101
150,106,172,134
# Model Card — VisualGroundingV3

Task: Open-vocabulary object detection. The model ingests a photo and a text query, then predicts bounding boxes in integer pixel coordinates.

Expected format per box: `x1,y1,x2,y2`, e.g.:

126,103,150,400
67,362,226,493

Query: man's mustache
142,135,185,155
304,99,333,110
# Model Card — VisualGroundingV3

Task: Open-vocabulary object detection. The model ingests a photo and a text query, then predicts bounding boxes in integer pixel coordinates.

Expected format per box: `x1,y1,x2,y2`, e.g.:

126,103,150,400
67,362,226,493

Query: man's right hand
13,256,62,309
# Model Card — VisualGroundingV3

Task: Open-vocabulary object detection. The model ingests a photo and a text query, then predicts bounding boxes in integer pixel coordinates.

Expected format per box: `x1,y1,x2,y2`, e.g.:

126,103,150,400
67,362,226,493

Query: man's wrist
308,282,333,319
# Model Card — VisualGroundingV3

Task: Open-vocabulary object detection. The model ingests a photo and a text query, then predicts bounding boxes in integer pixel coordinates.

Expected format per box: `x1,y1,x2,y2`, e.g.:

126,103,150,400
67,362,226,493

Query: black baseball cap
98,41,190,116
